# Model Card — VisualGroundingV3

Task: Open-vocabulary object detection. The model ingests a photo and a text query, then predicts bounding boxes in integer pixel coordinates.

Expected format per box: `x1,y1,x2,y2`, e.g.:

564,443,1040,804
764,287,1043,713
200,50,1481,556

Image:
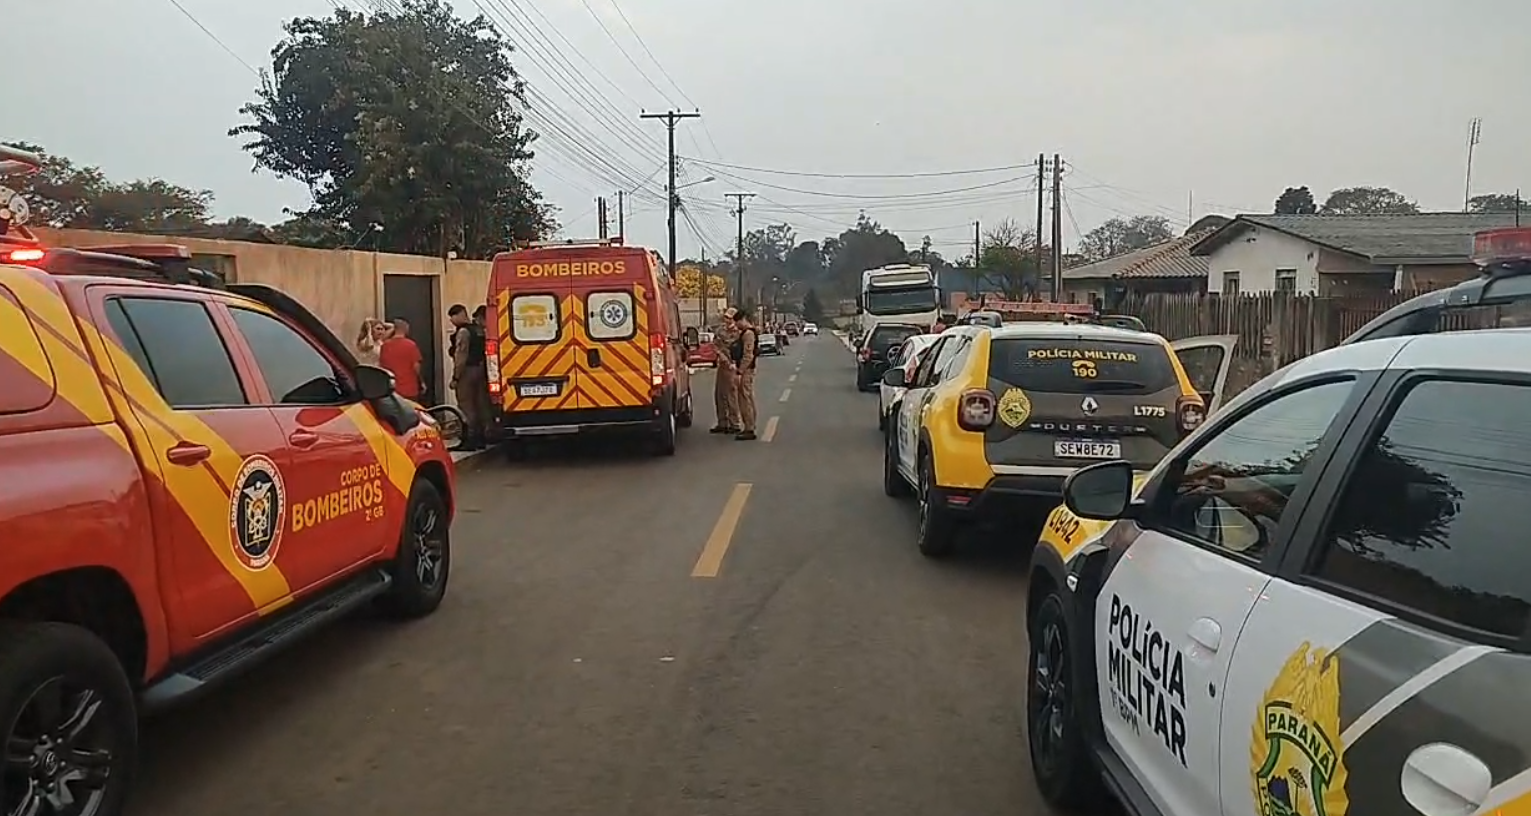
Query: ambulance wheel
378,480,451,618
676,390,694,429
0,622,137,816
652,405,678,456
1028,592,1102,811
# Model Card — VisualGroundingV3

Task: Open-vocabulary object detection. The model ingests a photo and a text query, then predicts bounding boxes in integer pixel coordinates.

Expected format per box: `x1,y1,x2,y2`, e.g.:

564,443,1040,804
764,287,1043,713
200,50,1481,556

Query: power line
679,156,1037,179
162,0,260,76
701,168,1034,200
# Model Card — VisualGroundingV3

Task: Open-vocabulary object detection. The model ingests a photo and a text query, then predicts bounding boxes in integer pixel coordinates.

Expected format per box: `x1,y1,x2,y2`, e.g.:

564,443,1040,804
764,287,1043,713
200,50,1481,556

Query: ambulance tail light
650,332,666,386
485,338,502,395
1177,396,1205,435
2,247,45,264
957,388,996,432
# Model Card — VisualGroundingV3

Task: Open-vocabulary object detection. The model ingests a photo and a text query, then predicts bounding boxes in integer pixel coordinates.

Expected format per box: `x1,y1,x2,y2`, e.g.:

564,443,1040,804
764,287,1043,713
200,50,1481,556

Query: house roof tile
1062,229,1212,281
1190,212,1523,262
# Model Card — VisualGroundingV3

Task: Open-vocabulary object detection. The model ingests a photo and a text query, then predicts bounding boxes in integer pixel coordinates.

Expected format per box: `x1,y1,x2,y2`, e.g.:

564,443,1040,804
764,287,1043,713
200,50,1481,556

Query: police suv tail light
485,338,502,395
957,388,996,431
650,332,667,385
1176,396,1205,434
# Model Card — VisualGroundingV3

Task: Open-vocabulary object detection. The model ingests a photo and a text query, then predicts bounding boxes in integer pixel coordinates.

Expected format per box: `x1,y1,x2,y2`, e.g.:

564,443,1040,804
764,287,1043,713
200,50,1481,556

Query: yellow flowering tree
675,265,727,297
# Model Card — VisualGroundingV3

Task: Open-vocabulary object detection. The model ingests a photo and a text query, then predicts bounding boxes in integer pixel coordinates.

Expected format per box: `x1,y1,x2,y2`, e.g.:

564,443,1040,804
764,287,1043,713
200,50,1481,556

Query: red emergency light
1473,227,1531,266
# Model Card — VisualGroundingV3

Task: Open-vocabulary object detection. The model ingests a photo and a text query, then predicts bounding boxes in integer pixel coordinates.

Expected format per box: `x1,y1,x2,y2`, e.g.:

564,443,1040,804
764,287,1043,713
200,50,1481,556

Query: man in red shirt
378,318,424,400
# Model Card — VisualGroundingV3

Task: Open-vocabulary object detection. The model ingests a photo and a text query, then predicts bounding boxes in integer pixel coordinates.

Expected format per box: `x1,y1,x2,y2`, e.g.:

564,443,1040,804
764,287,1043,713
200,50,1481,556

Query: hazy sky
8,0,1529,261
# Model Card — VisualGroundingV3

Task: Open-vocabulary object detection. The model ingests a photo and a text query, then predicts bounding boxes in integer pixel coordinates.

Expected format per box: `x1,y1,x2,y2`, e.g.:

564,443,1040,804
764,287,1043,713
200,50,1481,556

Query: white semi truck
856,264,941,337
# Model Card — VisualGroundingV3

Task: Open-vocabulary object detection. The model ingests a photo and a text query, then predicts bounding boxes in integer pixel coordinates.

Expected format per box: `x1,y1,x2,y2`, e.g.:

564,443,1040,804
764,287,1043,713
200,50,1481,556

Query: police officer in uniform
710,306,741,434
448,304,492,450
731,308,759,441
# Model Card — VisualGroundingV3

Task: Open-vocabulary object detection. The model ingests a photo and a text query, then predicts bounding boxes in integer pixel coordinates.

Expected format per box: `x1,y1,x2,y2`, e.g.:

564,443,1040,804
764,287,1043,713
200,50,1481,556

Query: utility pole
1517,189,1522,227
639,109,701,274
725,191,755,304
616,190,625,241
1035,154,1046,300
1050,154,1063,302
1463,117,1482,212
597,197,609,240
972,220,981,268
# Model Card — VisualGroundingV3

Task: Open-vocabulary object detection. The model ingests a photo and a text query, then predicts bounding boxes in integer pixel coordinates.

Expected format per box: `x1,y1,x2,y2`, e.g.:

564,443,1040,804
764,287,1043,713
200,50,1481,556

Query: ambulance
485,238,694,456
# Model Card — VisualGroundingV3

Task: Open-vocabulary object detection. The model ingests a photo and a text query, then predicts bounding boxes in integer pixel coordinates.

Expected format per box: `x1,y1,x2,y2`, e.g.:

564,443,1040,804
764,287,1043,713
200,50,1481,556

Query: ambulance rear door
492,251,577,413
573,250,655,411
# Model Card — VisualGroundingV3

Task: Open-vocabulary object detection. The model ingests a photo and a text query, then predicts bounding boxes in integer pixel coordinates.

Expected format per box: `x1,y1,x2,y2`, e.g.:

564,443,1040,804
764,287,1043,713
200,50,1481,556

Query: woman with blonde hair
355,317,385,366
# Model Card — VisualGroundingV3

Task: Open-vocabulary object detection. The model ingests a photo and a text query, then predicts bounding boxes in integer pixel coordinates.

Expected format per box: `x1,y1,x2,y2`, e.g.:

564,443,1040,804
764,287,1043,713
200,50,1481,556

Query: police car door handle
1187,617,1222,653
165,442,212,466
287,430,320,450
1401,743,1491,816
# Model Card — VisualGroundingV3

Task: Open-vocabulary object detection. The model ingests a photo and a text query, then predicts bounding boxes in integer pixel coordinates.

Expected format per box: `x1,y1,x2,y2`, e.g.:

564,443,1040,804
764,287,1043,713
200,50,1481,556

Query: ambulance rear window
510,294,560,344
0,284,56,414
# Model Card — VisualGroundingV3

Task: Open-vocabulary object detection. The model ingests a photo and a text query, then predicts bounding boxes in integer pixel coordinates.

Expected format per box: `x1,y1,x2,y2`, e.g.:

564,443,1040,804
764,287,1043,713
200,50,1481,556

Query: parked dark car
855,323,924,391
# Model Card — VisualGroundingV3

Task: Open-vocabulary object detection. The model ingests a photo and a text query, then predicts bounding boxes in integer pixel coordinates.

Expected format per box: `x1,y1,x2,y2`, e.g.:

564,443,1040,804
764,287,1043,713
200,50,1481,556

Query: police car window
107,298,247,408
1312,379,1531,640
229,308,348,405
988,338,1176,395
935,336,970,380
911,337,948,386
1153,380,1355,560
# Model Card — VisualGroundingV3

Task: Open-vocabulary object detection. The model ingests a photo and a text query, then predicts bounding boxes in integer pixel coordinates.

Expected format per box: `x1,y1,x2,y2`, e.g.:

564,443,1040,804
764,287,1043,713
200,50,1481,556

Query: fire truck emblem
1251,642,1349,816
229,454,287,570
598,299,629,330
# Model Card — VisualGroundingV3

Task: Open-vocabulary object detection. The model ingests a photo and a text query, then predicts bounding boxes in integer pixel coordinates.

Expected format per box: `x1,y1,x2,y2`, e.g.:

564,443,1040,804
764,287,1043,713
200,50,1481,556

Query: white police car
1026,227,1531,816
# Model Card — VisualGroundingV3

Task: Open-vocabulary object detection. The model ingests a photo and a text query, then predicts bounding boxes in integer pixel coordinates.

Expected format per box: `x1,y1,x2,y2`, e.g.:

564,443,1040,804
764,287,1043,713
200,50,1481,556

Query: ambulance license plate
1054,439,1121,459
517,382,559,398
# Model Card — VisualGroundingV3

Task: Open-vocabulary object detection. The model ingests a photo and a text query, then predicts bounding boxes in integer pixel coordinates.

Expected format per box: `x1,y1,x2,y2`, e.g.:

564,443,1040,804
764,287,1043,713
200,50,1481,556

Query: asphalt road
129,332,1080,816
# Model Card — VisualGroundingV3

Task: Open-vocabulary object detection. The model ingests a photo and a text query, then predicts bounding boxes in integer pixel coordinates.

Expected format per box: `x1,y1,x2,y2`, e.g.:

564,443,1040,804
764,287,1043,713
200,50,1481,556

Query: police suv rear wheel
1027,592,1101,811
378,479,451,618
915,454,957,558
0,622,137,816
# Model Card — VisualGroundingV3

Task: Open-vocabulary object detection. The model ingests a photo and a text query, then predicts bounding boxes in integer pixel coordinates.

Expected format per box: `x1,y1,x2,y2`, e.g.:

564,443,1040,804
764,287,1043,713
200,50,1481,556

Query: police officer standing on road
711,306,741,434
448,304,491,451
731,308,759,441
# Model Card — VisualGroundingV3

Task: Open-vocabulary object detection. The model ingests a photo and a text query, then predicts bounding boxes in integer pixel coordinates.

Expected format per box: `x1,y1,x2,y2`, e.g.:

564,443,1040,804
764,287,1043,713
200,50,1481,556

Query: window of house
105,298,247,408
1221,271,1240,294
1275,269,1297,293
1310,379,1531,640
1148,379,1355,559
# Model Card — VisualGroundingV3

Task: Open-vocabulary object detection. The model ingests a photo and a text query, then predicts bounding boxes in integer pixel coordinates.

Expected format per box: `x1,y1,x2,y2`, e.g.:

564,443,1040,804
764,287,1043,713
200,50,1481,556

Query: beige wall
34,228,493,407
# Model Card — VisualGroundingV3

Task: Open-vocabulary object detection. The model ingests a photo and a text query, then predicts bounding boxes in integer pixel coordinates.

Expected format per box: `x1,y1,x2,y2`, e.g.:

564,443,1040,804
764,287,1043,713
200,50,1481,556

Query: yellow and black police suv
1025,227,1531,816
880,322,1234,557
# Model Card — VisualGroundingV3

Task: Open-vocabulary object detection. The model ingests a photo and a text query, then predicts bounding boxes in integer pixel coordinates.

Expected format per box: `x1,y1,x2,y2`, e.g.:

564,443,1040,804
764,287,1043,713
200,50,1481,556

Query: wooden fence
1117,291,1488,394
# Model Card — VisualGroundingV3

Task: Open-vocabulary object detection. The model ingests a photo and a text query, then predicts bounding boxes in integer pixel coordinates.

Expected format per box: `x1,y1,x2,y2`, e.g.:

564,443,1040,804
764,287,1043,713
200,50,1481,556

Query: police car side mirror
882,368,906,388
1062,460,1137,521
355,364,396,401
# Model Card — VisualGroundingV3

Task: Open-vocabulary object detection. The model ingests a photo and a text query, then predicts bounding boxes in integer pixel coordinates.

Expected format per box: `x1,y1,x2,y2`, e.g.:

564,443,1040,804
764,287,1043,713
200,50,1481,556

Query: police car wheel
1027,593,1101,809
915,453,957,557
378,480,451,619
0,622,137,816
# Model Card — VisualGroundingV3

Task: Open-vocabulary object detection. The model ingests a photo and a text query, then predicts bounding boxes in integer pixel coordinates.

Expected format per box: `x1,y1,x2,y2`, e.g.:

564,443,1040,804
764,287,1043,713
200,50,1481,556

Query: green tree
1273,186,1318,214
822,212,908,292
1468,192,1528,214
1320,186,1419,215
1,141,214,233
230,0,552,259
976,217,1040,298
1078,215,1173,261
801,287,825,322
783,239,826,282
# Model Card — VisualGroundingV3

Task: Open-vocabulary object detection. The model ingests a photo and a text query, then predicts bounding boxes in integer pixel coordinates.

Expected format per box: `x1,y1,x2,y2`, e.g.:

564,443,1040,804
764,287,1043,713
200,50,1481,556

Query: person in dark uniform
448,304,491,450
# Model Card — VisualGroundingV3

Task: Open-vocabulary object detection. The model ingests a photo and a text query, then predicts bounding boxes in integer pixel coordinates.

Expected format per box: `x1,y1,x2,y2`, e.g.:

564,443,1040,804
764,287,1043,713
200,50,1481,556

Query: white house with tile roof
1188,213,1522,295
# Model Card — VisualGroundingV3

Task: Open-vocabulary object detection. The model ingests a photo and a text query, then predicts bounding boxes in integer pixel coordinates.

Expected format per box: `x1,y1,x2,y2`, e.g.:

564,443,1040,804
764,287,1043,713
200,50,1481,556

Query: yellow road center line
762,416,779,442
779,388,791,402
691,483,753,578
